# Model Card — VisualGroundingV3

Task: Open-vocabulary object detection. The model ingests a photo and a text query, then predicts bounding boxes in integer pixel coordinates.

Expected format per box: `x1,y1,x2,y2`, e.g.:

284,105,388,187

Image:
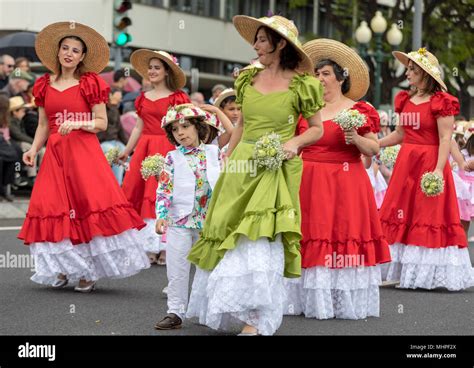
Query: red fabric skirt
18,131,145,245
121,134,175,219
300,157,391,268
379,143,467,248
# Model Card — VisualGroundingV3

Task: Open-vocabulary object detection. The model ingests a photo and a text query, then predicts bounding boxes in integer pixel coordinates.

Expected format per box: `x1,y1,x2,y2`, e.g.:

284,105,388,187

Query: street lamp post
355,11,403,109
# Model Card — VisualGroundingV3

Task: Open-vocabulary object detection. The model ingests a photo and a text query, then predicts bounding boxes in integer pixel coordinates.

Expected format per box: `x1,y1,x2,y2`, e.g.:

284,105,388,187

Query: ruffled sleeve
290,74,325,119
134,92,145,118
79,72,110,107
169,89,191,106
394,90,410,113
353,101,380,135
234,67,260,106
32,74,50,108
430,91,460,118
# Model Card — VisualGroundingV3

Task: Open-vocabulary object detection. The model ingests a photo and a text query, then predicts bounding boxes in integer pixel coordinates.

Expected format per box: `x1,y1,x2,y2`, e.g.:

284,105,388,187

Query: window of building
226,0,270,21
136,0,165,7
170,0,220,18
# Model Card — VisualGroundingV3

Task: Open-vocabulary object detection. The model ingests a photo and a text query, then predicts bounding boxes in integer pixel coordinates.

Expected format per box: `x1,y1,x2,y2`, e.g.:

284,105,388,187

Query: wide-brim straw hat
9,96,26,111
393,48,447,91
131,49,186,89
303,38,369,101
162,103,207,128
214,88,236,107
232,15,313,74
35,21,110,74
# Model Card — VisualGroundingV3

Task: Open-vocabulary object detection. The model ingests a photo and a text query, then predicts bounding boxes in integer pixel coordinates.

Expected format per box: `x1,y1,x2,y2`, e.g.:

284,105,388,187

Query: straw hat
9,96,26,111
232,15,313,73
454,120,468,136
302,38,369,101
130,49,186,89
393,48,447,91
162,103,224,133
35,21,110,74
213,88,236,108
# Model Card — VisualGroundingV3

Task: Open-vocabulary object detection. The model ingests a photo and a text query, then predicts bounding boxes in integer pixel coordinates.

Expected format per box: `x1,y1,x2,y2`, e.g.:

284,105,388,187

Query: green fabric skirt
187,141,303,278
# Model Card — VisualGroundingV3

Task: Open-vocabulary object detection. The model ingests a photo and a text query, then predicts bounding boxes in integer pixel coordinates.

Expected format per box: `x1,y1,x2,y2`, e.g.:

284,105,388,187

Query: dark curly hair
315,59,351,95
164,117,209,146
254,26,302,71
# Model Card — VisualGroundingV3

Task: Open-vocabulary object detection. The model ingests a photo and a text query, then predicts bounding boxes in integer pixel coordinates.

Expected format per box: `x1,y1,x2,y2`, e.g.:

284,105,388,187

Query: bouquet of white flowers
105,147,120,166
379,145,401,168
141,154,165,180
333,109,367,131
253,132,286,171
420,171,444,197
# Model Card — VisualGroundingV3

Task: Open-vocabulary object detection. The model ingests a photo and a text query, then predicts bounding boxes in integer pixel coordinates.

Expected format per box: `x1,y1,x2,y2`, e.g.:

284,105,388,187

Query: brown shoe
154,313,182,330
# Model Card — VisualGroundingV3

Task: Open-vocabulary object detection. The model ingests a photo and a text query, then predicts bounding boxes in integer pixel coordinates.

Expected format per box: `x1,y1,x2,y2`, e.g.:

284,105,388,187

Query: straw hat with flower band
453,120,469,136
213,88,236,108
35,21,110,74
130,49,186,90
161,103,224,133
393,48,447,91
232,15,313,74
302,38,369,101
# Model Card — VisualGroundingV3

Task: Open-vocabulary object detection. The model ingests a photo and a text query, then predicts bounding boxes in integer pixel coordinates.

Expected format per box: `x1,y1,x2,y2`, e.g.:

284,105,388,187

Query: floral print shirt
156,143,215,229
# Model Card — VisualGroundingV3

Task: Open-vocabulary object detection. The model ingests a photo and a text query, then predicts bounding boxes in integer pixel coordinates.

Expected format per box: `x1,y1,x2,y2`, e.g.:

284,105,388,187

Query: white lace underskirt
381,243,474,291
284,266,382,320
29,228,151,285
135,218,164,254
186,235,286,336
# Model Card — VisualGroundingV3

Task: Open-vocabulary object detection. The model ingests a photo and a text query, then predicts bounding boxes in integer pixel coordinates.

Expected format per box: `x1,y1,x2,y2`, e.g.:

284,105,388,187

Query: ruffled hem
29,228,150,285
134,218,164,253
301,236,391,268
381,220,467,248
188,205,302,278
187,235,285,336
284,266,382,319
382,243,474,290
18,203,145,245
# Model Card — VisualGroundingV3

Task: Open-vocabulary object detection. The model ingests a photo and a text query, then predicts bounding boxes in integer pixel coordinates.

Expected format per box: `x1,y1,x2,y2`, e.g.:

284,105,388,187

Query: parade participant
154,104,221,330
284,39,391,320
18,22,150,292
213,88,241,126
120,49,190,265
379,48,474,290
199,103,234,148
186,15,324,336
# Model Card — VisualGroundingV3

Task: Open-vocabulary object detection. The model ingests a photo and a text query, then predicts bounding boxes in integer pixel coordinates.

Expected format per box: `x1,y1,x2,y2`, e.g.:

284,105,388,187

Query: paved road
1,219,473,336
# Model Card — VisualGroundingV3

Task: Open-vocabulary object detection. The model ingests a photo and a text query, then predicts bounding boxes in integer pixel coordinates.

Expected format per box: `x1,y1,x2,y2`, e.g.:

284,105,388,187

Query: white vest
168,144,220,221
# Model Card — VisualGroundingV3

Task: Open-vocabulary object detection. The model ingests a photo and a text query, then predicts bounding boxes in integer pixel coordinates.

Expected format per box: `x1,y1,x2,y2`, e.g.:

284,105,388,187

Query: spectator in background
15,57,31,73
112,69,127,92
208,83,226,104
120,100,138,140
0,54,15,89
190,91,205,106
97,88,128,185
1,69,33,98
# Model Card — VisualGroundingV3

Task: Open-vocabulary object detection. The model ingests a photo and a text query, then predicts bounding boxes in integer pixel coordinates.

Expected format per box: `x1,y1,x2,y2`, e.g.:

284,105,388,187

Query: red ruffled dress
379,91,474,290
121,90,190,253
18,73,150,286
284,101,391,320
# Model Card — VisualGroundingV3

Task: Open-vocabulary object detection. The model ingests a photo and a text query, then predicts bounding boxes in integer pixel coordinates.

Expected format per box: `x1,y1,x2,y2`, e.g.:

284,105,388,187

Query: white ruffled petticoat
381,243,474,290
29,228,151,285
186,235,286,336
284,266,382,320
134,218,164,254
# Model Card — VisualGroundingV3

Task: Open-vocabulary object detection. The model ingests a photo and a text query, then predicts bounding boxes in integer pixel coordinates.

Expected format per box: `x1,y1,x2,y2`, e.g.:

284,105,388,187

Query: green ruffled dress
188,67,324,278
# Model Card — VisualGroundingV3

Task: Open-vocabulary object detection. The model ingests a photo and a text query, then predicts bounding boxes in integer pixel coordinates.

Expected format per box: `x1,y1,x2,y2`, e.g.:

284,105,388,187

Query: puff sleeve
168,89,191,106
234,67,260,106
394,90,410,114
79,72,110,107
134,92,145,118
291,74,325,119
32,74,50,108
353,101,380,136
430,91,460,118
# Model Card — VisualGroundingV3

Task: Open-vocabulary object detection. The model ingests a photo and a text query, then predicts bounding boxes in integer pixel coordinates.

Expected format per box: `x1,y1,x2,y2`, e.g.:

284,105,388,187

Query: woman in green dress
186,15,325,336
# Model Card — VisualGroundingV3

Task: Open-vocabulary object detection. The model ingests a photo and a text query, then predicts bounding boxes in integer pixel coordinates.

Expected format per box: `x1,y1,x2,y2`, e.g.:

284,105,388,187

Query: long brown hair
55,36,88,80
408,61,442,97
149,58,178,92
0,94,10,128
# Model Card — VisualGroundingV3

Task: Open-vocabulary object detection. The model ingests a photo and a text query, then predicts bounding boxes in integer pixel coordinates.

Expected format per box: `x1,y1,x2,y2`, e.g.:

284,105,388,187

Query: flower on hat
171,54,179,66
417,47,427,56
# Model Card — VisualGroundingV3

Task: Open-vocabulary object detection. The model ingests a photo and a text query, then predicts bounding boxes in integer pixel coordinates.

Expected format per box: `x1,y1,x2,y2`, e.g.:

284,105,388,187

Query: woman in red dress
18,22,149,292
285,39,391,319
120,50,190,265
379,48,474,290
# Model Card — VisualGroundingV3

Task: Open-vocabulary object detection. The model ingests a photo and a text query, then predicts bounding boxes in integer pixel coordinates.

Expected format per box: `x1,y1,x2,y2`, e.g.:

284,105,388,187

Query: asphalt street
0,218,473,336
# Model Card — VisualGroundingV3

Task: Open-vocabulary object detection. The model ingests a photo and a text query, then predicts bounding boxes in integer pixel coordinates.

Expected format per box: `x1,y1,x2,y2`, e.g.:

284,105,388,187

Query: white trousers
166,226,200,319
